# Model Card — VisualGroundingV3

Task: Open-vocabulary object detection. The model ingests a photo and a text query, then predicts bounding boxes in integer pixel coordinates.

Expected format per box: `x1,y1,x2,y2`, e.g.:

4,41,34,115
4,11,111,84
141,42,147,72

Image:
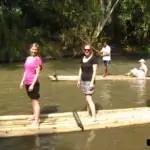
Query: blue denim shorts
104,60,110,66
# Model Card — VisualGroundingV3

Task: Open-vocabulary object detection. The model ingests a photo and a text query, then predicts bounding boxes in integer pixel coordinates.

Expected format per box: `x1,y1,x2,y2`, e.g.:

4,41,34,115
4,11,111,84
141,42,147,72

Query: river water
0,57,150,150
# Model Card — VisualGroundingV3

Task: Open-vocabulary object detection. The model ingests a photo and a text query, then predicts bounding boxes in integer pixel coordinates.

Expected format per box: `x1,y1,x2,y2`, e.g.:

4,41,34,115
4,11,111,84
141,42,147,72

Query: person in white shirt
100,41,111,77
126,59,148,79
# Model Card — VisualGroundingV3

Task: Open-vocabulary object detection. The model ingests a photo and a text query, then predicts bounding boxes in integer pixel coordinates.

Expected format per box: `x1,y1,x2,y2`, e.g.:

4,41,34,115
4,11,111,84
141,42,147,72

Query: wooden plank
0,107,150,138
48,75,150,81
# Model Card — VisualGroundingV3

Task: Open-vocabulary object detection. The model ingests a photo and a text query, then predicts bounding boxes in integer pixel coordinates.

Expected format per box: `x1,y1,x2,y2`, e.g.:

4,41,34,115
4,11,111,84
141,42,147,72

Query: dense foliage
0,0,150,62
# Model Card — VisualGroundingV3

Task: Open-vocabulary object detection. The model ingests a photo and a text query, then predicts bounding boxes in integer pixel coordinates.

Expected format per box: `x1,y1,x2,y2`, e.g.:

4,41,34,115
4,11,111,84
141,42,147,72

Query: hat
138,59,145,63
84,45,91,50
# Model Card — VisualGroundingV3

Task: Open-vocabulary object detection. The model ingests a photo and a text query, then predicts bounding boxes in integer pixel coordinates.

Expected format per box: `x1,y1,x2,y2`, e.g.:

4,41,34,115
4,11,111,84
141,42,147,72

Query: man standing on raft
100,41,111,77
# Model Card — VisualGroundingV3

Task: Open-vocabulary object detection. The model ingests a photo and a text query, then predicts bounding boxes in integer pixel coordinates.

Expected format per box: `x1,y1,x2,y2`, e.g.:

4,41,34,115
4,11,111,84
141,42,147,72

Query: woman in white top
126,59,148,79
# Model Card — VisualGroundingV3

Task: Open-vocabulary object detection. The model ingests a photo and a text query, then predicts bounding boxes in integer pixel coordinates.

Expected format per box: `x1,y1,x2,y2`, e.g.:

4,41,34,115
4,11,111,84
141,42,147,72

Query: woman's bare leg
85,95,96,120
103,66,108,77
86,101,91,116
28,104,35,121
31,99,40,126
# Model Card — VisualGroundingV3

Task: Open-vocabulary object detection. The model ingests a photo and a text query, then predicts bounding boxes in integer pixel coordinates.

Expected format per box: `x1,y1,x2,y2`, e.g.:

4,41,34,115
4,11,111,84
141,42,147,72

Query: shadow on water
145,99,150,107
0,136,39,150
0,134,62,150
40,104,59,124
80,102,103,114
40,104,59,114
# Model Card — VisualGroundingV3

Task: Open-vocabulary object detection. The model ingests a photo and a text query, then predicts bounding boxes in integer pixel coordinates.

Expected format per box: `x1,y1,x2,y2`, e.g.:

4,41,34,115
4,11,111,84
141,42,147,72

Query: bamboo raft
48,75,150,81
1,107,150,138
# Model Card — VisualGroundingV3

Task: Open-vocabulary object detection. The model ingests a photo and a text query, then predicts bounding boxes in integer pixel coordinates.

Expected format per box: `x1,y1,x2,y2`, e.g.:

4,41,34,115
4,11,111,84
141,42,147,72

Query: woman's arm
91,64,98,84
20,71,26,89
20,71,26,84
77,67,82,82
77,67,82,88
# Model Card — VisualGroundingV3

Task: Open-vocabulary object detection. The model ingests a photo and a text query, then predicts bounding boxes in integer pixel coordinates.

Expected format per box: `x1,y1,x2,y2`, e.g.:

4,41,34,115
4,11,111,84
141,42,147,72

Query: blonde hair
84,44,91,50
30,43,40,51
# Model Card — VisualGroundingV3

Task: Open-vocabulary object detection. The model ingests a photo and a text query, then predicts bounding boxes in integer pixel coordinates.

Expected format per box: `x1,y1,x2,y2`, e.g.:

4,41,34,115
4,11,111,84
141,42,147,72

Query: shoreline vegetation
0,0,150,63
0,43,150,64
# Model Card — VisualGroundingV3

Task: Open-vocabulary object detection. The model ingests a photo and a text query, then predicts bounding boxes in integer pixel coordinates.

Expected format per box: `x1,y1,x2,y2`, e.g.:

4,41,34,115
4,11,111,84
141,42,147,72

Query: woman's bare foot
30,120,40,128
103,74,106,77
103,73,108,77
27,116,35,121
92,117,97,122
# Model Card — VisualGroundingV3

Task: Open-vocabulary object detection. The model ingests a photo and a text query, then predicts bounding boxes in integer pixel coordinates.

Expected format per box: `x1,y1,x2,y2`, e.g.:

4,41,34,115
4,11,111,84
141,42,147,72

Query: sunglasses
31,48,38,51
84,49,91,51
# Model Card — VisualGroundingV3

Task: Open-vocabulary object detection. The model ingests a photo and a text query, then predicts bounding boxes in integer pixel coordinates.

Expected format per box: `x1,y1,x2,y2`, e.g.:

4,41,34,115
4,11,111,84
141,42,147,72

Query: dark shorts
103,60,110,67
25,82,40,100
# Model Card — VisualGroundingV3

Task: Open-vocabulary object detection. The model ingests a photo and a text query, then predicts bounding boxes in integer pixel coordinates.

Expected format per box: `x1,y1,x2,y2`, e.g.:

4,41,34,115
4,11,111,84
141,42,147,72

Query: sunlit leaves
119,0,150,44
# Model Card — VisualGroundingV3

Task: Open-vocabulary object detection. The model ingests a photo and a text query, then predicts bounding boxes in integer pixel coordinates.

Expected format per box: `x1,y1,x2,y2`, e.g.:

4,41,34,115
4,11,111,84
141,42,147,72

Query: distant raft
1,107,150,138
48,74,150,81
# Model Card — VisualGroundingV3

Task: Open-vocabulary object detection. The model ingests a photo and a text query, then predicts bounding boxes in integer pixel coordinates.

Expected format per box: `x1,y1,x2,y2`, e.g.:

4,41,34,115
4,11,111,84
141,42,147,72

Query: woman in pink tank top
20,43,43,127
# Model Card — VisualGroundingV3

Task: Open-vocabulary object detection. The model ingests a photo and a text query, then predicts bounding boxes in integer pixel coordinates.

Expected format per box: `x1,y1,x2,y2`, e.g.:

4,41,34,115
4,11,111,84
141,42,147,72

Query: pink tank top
24,56,42,85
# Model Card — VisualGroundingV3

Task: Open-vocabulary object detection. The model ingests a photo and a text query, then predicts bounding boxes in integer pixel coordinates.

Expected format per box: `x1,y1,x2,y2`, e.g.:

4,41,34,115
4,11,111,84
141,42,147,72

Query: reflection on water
1,125,150,150
33,131,96,150
85,130,96,150
128,80,146,104
33,132,96,150
35,135,40,150
99,82,112,107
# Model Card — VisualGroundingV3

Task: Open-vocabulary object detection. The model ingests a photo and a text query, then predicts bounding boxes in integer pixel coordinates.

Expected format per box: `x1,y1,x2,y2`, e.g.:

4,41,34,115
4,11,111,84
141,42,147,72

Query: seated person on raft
125,59,148,78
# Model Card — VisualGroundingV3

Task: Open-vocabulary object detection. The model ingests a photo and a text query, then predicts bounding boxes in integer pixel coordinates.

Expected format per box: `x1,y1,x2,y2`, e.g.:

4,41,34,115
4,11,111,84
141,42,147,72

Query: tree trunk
92,0,120,42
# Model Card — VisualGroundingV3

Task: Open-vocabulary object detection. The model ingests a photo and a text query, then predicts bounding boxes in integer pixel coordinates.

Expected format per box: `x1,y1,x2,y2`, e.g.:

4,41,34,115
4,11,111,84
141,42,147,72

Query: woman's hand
100,53,103,56
77,81,80,88
28,84,34,91
89,82,94,89
19,82,24,90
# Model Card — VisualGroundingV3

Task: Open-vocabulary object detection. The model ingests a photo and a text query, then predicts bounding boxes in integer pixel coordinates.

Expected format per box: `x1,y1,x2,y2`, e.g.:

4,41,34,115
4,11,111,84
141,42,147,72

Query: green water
0,56,150,150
